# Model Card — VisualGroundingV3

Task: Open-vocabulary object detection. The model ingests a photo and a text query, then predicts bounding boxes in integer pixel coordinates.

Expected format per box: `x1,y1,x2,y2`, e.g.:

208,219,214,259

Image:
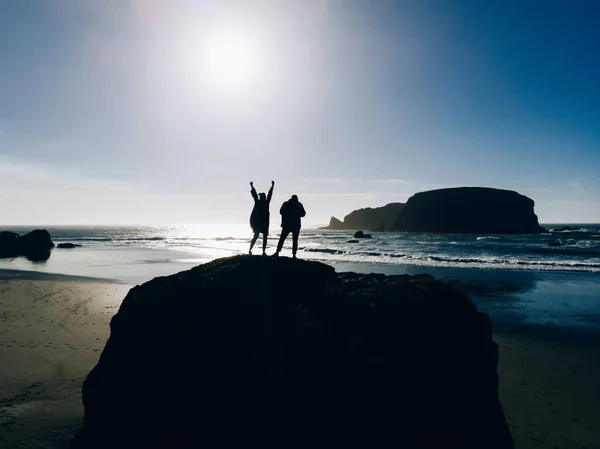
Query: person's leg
262,232,268,255
292,229,300,258
249,231,259,254
275,229,290,255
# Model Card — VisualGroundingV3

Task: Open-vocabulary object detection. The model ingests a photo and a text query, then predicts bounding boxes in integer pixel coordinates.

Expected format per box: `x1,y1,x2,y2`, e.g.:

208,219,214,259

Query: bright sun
201,28,259,89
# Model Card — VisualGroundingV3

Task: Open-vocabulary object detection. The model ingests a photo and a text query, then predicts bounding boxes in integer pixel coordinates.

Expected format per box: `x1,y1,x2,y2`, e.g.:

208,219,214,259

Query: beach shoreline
0,264,599,448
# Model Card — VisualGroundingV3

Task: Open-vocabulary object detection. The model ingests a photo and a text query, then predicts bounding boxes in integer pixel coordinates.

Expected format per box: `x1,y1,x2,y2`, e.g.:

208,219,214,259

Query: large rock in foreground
73,256,513,449
321,202,405,231
0,229,54,261
391,187,545,234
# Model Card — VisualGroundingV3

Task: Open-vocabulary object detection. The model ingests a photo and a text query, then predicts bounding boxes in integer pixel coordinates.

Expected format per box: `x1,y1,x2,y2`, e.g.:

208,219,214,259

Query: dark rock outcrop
0,231,20,250
347,239,360,243
57,243,82,249
391,187,545,234
372,221,385,232
0,230,54,261
320,203,405,231
323,216,345,230
353,230,372,239
73,256,513,449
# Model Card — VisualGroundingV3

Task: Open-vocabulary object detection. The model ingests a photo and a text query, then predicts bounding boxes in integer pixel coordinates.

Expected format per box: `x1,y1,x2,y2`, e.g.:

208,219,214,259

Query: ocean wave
527,247,600,257
300,247,600,272
68,236,167,242
389,253,408,258
67,237,114,242
429,256,483,264
303,248,346,255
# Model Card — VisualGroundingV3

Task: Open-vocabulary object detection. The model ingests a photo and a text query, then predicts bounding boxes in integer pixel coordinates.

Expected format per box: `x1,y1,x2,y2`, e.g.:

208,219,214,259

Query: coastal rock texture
353,230,372,239
73,256,513,449
391,187,545,234
321,202,405,231
0,230,54,261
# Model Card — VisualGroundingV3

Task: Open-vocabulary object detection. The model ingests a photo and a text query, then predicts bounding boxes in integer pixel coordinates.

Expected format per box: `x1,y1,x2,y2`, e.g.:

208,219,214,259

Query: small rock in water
57,243,82,249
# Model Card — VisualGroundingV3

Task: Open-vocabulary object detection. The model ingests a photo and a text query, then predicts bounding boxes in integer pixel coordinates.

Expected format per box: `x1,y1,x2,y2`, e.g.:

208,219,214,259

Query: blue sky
1,0,599,225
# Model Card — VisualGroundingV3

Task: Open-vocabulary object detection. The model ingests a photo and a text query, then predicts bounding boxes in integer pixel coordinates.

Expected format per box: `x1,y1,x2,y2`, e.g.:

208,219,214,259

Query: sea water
1,224,599,279
1,224,599,331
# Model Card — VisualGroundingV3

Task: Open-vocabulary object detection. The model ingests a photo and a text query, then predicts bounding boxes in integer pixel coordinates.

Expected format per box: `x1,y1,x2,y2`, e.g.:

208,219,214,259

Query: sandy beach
0,269,599,448
496,331,600,448
0,272,132,449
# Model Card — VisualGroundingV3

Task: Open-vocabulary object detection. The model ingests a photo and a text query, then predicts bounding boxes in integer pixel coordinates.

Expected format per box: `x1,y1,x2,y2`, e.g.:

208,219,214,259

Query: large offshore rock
17,229,54,250
0,229,54,260
72,255,513,449
391,187,545,234
320,203,405,231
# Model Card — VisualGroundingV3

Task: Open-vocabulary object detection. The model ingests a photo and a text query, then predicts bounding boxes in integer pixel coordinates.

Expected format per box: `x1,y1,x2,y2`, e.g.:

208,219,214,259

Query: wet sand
496,331,600,448
0,269,599,448
0,272,132,449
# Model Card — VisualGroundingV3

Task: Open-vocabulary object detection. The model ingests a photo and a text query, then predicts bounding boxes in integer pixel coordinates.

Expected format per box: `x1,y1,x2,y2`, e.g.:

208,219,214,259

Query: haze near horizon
1,0,599,225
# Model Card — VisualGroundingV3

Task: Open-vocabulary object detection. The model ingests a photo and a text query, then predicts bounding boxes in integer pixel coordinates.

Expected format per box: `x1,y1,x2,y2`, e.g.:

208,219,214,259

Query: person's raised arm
267,181,274,203
250,182,258,201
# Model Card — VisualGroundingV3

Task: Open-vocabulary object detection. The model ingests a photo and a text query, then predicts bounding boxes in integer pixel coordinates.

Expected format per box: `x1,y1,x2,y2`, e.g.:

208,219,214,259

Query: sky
1,0,599,226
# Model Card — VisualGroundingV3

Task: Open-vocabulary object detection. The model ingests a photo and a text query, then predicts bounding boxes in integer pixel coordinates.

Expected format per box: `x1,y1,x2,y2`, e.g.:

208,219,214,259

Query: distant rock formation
73,256,513,449
320,203,405,231
0,230,54,261
57,243,82,249
324,216,345,230
353,231,372,239
391,187,546,234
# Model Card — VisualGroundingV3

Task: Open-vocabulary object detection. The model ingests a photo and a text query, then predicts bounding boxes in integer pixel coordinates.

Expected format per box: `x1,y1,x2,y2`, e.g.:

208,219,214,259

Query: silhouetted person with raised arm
249,181,274,255
273,194,306,259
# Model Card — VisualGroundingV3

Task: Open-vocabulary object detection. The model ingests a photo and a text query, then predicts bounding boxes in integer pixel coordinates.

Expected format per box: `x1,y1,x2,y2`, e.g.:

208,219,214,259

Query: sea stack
0,229,54,259
72,255,513,449
391,187,546,234
320,203,405,231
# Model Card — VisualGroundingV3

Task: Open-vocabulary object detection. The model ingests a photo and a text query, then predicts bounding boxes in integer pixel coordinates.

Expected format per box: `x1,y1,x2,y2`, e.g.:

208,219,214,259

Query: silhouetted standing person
249,181,274,255
273,194,306,259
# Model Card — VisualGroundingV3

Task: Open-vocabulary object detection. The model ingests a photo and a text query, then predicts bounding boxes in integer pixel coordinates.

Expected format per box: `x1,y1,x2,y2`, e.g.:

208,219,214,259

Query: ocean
1,224,600,332
2,224,600,276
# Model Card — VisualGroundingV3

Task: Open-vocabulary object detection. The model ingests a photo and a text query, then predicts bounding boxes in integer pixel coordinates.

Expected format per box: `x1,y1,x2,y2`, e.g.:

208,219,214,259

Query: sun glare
201,28,259,89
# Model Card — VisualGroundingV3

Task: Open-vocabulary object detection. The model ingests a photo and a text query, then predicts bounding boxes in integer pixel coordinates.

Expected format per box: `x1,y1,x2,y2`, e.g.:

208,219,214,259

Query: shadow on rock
72,255,514,449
